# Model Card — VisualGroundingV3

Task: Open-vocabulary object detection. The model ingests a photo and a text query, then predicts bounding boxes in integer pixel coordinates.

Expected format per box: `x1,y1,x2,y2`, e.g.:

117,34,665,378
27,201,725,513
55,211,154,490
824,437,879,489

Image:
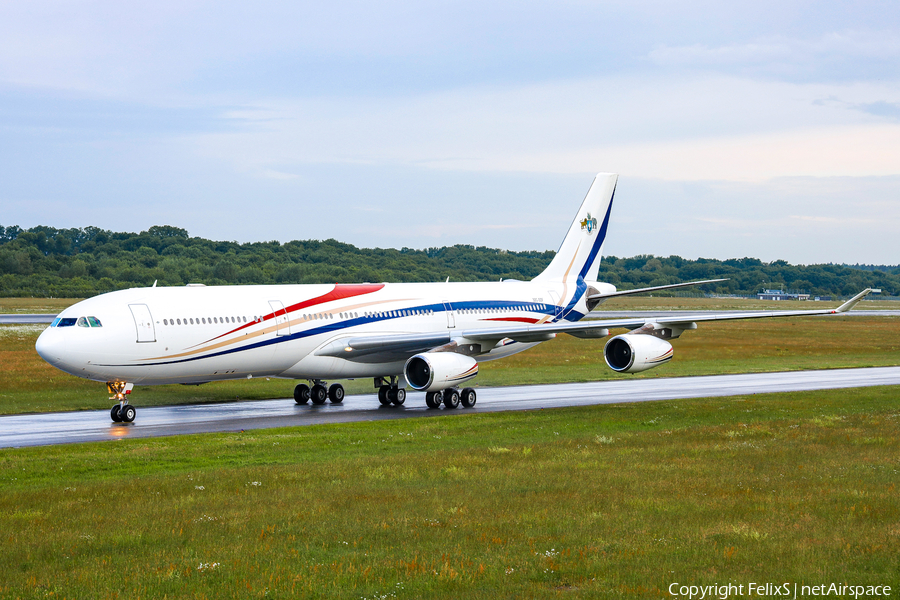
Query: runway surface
0,314,55,324
2,366,899,448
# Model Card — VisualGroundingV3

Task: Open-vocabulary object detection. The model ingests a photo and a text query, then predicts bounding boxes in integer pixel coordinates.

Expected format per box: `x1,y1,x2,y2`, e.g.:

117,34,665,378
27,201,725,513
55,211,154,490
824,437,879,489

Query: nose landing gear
107,382,136,423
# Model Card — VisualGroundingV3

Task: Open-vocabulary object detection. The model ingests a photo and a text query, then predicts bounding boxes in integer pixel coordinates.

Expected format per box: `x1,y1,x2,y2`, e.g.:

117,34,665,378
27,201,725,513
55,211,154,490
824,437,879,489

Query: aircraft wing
463,288,876,342
316,289,875,361
315,331,453,362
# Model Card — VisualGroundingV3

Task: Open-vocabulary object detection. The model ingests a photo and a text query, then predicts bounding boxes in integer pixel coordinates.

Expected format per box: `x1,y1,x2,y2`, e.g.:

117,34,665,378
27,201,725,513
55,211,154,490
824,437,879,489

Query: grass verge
1,385,898,598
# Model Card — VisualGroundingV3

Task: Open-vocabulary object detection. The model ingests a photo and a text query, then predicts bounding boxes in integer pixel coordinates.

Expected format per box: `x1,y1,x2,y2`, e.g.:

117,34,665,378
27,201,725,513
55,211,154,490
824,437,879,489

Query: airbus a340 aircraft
35,173,873,423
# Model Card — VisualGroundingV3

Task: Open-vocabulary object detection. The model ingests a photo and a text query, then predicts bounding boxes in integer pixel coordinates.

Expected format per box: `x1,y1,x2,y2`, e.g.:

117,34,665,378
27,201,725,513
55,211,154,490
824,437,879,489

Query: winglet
833,288,875,313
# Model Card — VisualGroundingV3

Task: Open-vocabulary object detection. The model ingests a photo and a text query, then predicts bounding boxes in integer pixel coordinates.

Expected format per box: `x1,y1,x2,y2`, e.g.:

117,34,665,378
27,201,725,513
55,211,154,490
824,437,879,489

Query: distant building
757,289,810,301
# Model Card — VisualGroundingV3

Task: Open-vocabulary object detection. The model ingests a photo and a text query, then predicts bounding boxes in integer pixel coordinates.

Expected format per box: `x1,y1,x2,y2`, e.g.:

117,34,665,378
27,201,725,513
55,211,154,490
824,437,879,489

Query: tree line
0,224,897,298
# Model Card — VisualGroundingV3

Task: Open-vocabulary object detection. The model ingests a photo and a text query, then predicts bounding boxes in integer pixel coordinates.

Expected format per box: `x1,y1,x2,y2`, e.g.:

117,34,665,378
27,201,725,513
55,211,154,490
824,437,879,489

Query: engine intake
604,334,673,373
404,353,479,392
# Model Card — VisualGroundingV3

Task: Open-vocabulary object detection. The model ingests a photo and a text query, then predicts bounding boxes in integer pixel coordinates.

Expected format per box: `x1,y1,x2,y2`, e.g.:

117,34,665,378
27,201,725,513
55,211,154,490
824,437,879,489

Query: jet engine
604,334,673,373
404,352,479,392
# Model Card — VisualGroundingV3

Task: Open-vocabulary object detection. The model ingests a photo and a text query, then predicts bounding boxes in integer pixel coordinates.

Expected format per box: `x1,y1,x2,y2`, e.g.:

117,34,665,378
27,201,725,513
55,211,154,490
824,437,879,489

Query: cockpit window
52,316,101,328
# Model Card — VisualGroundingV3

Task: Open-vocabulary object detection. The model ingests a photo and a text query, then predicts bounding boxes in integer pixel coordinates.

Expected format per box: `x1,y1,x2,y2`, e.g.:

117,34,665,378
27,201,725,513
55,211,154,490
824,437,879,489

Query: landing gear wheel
460,387,477,408
120,404,136,423
378,385,391,406
294,383,310,405
443,389,460,409
110,404,123,422
425,391,442,409
388,387,406,406
311,384,328,405
328,383,345,403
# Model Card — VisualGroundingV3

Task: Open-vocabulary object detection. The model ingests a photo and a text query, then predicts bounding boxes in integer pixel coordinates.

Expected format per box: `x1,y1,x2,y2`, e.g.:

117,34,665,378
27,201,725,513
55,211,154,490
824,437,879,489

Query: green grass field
1,297,899,597
1,386,898,598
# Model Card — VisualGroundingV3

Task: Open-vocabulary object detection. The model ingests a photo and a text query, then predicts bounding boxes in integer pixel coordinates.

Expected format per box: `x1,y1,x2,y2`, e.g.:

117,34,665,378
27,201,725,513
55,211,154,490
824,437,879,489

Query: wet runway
0,314,55,324
2,366,899,448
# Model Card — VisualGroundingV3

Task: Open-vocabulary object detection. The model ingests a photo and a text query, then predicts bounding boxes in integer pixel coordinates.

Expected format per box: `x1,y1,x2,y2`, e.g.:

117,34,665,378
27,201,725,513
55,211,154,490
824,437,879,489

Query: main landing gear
294,380,344,405
425,387,477,410
375,376,406,406
107,381,136,423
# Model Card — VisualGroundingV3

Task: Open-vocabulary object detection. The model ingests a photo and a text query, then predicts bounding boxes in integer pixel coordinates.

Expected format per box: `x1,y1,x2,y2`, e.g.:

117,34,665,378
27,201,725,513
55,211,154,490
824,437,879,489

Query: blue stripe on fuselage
99,299,559,367
561,277,589,321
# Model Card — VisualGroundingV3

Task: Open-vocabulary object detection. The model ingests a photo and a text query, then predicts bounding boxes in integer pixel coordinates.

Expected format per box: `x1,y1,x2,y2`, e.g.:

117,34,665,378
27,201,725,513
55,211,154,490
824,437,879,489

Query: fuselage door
269,300,291,336
548,290,562,318
443,300,455,328
129,304,156,343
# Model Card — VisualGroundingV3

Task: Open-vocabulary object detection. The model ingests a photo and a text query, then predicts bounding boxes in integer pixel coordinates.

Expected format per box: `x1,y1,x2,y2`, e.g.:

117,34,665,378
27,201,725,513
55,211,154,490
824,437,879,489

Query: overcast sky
1,1,898,265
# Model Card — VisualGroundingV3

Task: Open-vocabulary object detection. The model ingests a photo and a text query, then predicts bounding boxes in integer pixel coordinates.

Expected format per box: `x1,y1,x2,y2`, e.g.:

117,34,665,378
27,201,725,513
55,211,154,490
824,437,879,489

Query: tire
120,404,136,422
460,387,477,408
390,387,406,406
311,384,328,405
294,383,310,404
378,385,391,406
328,383,345,403
425,391,441,409
443,389,460,409
110,404,123,422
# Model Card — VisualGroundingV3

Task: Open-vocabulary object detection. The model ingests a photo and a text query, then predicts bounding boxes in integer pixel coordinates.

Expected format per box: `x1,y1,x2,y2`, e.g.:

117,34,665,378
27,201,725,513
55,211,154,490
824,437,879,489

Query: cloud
186,74,900,182
2,1,899,266
853,101,900,120
648,29,900,80
603,174,900,264
259,169,299,180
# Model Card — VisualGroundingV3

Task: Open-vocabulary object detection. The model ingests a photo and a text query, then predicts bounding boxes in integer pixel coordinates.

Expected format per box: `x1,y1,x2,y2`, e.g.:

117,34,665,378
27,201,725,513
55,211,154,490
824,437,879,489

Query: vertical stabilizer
533,173,617,283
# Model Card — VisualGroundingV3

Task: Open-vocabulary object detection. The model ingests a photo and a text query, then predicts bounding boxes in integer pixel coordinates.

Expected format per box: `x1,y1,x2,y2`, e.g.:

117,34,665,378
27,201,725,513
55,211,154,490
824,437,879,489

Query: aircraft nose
35,327,66,365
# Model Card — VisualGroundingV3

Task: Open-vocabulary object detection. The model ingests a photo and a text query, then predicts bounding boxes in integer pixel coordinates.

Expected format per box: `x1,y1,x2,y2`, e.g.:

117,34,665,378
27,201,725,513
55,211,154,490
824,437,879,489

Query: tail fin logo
580,213,598,234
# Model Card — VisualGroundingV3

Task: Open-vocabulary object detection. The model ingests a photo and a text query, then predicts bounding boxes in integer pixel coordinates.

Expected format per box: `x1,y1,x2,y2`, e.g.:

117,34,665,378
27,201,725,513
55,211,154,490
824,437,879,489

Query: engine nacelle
404,353,479,392
604,334,673,373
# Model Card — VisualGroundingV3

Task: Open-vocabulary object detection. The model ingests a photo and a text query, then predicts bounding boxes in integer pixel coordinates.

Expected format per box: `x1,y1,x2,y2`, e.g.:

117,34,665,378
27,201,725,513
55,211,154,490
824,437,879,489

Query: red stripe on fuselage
483,317,540,324
205,283,385,343
283,283,386,316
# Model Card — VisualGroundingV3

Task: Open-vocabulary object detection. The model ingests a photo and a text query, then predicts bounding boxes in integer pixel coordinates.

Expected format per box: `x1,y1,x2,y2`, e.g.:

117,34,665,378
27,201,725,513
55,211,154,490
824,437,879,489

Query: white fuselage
35,173,624,392
35,279,612,386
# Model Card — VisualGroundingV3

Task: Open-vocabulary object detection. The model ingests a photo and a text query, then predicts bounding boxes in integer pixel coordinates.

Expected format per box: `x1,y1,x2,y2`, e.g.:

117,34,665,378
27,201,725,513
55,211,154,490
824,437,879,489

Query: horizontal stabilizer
588,279,728,302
